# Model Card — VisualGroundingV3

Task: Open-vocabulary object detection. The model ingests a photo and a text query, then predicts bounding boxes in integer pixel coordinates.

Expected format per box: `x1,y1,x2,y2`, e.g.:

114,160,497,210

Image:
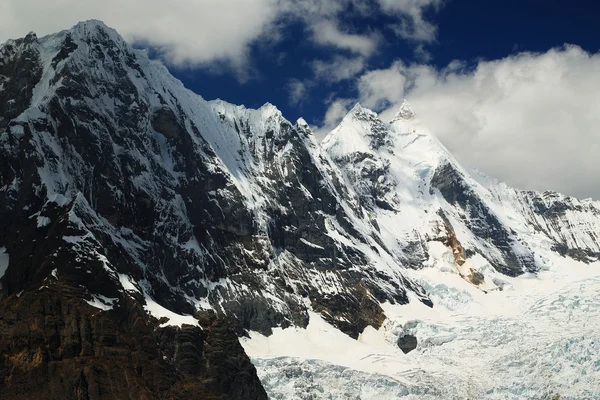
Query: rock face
0,20,428,341
0,288,267,399
1,20,600,397
397,334,418,354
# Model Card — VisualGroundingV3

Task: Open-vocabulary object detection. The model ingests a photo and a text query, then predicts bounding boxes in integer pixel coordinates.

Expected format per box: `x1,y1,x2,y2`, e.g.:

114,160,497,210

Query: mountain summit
393,99,416,121
1,21,600,399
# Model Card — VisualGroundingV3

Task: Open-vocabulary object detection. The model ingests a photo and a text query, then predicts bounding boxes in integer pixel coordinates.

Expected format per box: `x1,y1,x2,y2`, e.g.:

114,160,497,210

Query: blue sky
1,0,600,198
170,0,600,127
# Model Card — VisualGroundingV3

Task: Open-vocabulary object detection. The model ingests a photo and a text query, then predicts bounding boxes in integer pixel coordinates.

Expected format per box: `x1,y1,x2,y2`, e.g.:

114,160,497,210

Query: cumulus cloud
312,55,366,83
323,98,356,127
378,0,445,42
352,45,600,199
0,0,282,72
0,0,445,75
287,79,311,106
309,20,379,56
357,67,407,110
413,43,433,62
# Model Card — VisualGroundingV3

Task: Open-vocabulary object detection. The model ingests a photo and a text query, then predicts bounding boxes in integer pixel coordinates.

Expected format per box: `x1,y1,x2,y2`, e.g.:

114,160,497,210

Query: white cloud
0,0,282,71
413,43,433,62
0,0,445,76
357,67,407,110
287,79,310,106
309,20,379,56
312,55,366,83
0,1,378,70
323,98,355,127
353,46,600,199
378,0,445,42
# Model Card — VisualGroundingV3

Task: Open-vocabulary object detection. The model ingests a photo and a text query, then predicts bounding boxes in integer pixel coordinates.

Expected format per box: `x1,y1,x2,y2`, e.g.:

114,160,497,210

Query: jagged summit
51,19,118,39
296,117,309,128
322,102,394,159
23,19,127,52
347,102,377,116
69,19,114,34
392,99,416,121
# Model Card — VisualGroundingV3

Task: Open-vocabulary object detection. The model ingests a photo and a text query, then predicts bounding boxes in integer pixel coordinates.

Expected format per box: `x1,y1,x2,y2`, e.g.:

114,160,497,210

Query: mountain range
1,21,599,399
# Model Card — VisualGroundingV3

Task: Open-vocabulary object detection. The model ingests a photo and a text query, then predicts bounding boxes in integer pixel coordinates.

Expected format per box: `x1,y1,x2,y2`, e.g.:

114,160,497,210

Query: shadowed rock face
431,163,537,276
0,288,267,400
0,33,43,132
0,20,428,345
0,23,269,399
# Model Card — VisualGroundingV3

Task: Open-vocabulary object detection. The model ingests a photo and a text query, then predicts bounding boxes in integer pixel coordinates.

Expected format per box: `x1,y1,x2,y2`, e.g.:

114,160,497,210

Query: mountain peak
73,19,110,29
347,102,377,118
392,99,416,121
67,19,128,47
296,117,309,128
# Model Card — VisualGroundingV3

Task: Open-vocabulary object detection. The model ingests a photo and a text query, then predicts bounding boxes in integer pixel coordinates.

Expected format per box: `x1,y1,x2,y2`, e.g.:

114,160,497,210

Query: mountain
0,21,599,399
323,101,600,281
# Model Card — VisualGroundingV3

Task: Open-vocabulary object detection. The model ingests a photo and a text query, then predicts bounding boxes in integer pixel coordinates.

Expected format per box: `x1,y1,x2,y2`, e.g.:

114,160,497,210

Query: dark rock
0,34,43,132
397,334,418,354
0,289,267,399
431,162,537,276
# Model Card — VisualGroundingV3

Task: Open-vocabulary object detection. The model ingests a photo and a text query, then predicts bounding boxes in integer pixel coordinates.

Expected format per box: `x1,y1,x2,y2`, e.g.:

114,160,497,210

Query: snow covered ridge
323,101,600,277
0,20,599,398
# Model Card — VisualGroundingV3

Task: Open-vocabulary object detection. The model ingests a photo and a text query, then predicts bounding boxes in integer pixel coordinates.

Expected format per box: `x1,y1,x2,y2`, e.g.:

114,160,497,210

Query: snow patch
300,238,325,250
47,193,71,206
0,247,8,280
37,216,51,228
85,294,118,311
118,274,140,293
144,295,199,327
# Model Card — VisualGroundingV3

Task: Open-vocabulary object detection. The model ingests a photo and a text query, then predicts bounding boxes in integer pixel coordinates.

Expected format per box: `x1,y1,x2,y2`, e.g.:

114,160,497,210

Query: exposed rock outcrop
0,288,267,399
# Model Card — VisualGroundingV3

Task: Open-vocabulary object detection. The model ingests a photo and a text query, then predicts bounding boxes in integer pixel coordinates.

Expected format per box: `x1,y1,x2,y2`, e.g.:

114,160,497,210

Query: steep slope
0,23,271,400
0,21,435,398
323,101,600,287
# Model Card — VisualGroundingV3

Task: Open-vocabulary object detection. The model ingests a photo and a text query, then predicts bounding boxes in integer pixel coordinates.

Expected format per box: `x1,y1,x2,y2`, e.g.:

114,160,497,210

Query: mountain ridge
1,20,600,399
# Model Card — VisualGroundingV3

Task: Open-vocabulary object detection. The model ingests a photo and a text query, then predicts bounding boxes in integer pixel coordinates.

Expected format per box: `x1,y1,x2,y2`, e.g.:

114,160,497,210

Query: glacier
243,249,600,399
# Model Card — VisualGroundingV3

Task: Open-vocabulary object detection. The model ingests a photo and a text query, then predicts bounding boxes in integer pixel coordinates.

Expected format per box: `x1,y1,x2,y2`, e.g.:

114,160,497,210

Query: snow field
242,246,600,399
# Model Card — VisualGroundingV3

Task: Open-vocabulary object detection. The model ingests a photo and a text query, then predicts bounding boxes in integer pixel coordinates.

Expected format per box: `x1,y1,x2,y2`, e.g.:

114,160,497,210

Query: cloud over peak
344,45,600,199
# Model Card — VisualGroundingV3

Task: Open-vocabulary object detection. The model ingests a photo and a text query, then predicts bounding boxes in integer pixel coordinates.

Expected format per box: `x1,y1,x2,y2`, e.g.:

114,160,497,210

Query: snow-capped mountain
323,101,600,285
0,21,599,399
